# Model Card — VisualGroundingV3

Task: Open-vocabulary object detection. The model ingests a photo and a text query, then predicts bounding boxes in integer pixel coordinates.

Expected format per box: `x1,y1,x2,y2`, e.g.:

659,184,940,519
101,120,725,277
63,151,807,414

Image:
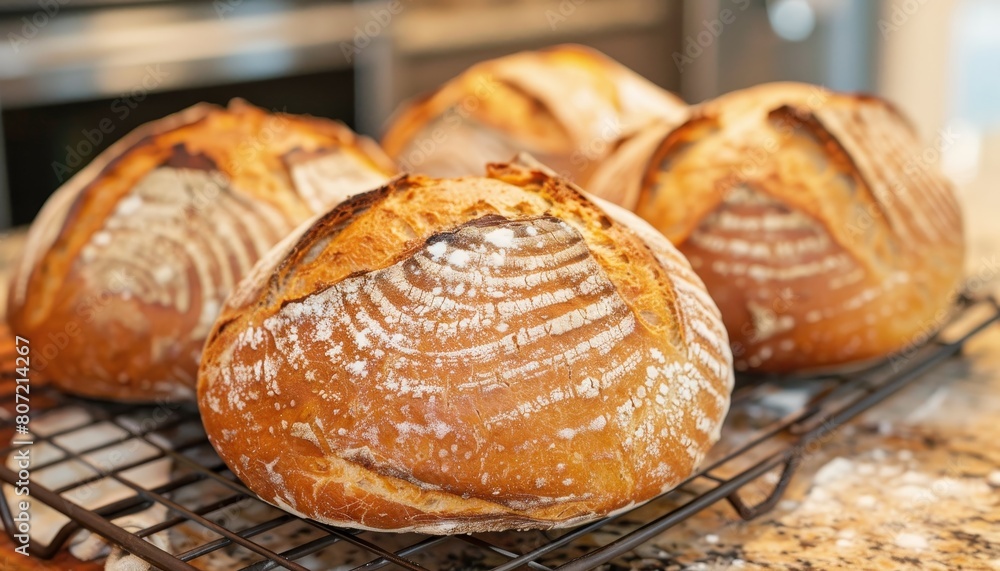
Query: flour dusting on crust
198,166,733,533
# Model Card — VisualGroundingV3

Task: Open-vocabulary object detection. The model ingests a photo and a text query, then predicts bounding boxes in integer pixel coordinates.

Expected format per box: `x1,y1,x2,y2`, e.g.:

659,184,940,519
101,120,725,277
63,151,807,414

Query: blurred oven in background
680,0,882,100
0,0,360,228
0,0,684,229
350,0,683,134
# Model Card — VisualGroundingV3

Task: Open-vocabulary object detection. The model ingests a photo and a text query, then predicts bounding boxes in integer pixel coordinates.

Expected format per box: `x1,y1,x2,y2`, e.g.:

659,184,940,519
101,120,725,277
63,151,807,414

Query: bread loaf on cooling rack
197,160,734,534
7,100,395,402
587,82,965,372
381,44,685,184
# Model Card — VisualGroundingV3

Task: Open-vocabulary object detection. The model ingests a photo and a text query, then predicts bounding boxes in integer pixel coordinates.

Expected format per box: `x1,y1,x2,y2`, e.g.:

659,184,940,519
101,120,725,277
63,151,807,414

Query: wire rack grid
0,292,996,571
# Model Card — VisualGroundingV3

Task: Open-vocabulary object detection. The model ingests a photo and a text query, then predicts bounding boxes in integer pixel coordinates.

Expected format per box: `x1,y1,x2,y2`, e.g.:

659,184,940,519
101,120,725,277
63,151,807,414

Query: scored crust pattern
198,163,733,533
588,83,965,371
7,101,395,401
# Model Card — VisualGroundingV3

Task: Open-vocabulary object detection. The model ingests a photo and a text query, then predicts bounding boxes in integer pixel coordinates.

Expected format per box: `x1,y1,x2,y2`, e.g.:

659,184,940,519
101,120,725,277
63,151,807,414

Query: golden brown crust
588,82,965,372
197,161,732,533
381,44,686,184
7,100,396,401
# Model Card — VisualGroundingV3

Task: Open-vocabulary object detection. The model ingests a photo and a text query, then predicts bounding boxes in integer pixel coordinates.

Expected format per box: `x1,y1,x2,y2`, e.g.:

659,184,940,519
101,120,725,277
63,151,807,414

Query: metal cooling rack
0,291,997,571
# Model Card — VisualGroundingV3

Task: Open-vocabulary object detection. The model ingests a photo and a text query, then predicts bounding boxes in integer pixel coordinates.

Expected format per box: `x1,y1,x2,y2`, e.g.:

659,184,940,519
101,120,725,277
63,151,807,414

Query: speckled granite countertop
619,328,1000,571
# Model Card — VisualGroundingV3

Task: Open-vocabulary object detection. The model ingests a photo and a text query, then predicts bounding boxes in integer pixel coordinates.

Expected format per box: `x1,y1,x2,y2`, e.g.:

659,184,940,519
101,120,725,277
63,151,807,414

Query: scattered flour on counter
855,495,877,509
855,463,876,476
894,532,928,550
905,386,950,423
813,456,855,486
987,470,1000,487
778,499,799,511
759,388,810,414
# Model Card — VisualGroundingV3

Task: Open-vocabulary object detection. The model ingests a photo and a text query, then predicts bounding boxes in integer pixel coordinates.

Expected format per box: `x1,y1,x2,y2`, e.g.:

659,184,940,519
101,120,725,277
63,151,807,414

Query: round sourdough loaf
7,100,395,402
197,160,733,533
588,82,965,372
381,44,685,184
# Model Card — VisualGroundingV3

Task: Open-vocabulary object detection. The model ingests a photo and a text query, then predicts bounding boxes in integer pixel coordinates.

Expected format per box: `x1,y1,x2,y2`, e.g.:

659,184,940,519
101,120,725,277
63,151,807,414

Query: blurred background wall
0,0,997,250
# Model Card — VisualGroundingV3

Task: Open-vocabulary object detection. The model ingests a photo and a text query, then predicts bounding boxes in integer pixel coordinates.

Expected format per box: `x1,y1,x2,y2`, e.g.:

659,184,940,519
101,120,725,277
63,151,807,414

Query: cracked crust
588,82,965,372
197,160,733,533
7,100,395,401
381,44,685,184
